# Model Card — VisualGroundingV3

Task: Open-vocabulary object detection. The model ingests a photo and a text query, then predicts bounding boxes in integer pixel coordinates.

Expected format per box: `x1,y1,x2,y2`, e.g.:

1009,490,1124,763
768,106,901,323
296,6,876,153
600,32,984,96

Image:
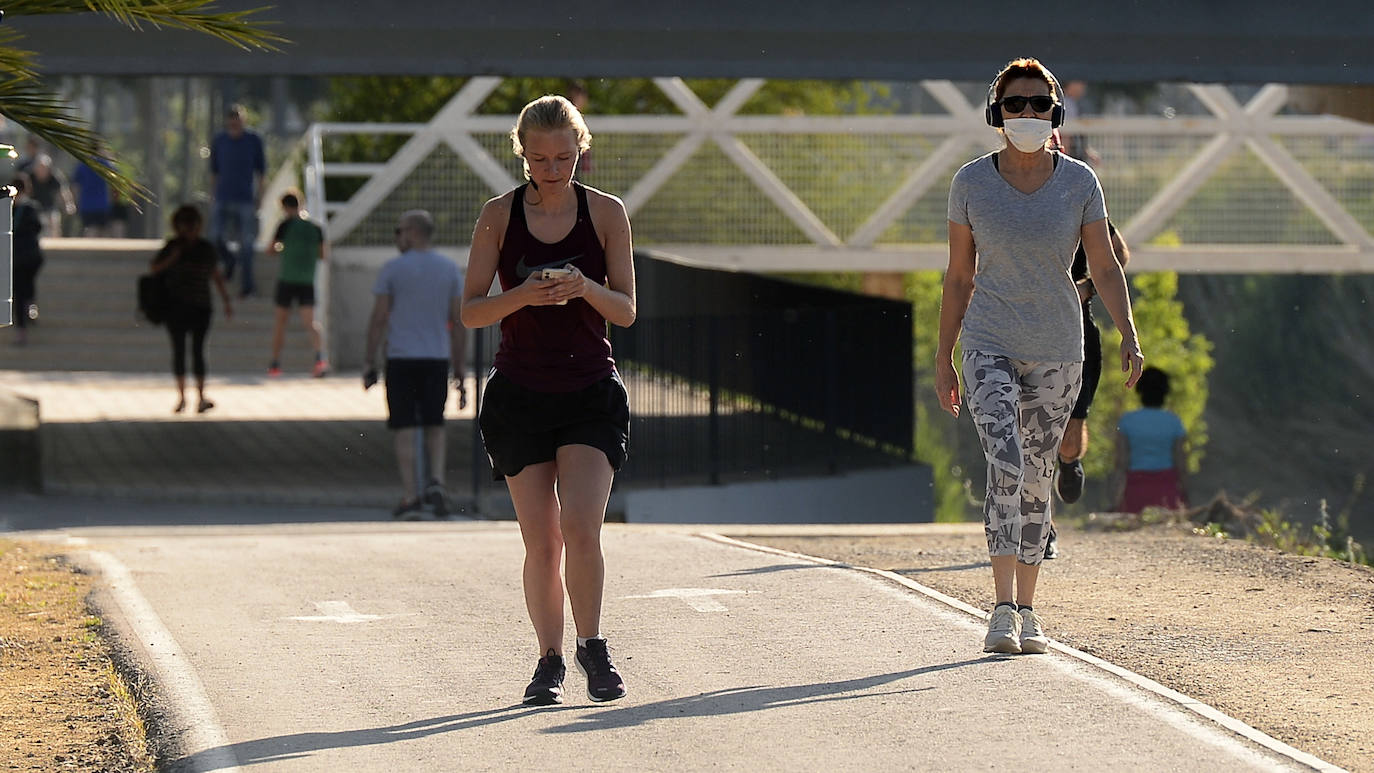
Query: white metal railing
280,77,1374,273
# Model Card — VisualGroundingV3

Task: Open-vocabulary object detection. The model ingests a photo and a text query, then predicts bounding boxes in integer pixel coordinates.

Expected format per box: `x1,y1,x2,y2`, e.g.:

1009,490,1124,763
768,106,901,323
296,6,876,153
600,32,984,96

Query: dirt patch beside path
740,525,1374,773
0,539,153,772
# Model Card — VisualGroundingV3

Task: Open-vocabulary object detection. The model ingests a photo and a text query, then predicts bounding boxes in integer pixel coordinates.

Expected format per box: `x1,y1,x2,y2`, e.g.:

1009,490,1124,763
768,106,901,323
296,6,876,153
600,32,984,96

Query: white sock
577,635,604,647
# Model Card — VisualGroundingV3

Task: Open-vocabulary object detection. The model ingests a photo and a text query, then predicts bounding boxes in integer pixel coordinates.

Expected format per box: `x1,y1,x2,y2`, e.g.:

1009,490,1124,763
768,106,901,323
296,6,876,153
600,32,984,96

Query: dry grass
0,538,154,772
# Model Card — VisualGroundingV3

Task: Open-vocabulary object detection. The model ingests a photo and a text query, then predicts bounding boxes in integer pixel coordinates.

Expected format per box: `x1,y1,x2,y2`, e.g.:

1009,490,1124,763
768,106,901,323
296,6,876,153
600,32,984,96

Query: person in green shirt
267,190,328,377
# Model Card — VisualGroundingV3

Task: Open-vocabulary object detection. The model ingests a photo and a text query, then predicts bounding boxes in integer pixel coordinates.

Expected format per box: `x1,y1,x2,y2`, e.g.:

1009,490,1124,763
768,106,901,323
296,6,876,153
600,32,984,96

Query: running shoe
424,479,451,519
523,650,566,706
1019,608,1050,654
1056,458,1085,504
1045,524,1060,560
391,498,424,521
983,605,1022,654
575,638,626,702
312,359,329,378
267,362,282,378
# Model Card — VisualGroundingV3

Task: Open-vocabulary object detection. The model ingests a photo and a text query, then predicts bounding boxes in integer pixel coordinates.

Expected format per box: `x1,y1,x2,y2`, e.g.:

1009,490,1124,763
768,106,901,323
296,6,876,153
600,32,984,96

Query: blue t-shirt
372,249,463,360
72,163,110,215
1117,408,1186,471
210,130,266,203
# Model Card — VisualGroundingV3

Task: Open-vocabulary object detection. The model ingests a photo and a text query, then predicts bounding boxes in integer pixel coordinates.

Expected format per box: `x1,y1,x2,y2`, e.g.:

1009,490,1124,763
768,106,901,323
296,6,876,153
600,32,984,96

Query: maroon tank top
494,182,614,392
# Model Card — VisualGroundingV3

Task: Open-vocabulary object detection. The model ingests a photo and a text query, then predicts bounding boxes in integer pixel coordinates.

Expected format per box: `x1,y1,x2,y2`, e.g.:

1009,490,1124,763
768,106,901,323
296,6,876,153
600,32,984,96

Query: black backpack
137,272,171,325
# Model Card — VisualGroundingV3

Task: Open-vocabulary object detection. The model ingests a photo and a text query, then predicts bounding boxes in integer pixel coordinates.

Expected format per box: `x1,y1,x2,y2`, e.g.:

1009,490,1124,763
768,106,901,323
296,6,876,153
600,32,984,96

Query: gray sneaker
1019,608,1050,654
983,605,1022,654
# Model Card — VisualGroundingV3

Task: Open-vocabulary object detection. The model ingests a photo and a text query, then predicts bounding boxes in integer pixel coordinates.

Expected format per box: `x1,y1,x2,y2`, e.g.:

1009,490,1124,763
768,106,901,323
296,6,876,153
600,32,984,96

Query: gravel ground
740,524,1374,773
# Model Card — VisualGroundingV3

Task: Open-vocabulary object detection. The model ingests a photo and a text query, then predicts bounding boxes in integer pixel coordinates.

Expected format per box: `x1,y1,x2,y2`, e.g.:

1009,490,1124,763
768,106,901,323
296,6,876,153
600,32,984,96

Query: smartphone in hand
542,267,573,304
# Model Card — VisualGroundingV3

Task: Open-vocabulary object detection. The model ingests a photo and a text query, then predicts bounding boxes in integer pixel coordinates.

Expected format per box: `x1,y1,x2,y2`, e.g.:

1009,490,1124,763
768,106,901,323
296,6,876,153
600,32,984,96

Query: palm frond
0,29,41,81
4,1,286,51
0,77,149,204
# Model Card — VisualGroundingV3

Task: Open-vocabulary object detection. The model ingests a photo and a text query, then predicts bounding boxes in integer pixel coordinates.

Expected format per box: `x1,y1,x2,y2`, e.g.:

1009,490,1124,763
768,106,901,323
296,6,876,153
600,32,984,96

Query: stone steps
6,239,321,374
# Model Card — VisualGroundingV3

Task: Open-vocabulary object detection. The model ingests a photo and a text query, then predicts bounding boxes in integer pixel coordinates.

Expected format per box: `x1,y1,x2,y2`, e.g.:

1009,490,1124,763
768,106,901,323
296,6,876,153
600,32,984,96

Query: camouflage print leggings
961,351,1083,565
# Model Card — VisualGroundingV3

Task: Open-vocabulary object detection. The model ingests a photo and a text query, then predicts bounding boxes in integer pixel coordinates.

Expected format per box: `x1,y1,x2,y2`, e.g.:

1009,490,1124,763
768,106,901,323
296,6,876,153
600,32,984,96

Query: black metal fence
471,251,913,490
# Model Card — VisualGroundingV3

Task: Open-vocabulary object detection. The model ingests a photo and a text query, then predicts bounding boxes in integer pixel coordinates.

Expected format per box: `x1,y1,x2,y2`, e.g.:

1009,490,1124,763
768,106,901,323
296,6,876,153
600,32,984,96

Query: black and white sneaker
575,638,626,702
1045,523,1060,560
1056,458,1085,504
523,650,566,706
424,479,451,519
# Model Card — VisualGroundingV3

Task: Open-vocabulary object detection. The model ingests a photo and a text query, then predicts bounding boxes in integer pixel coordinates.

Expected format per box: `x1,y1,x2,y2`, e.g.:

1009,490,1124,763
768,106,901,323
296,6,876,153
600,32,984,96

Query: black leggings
1070,305,1102,419
166,304,212,378
12,258,40,329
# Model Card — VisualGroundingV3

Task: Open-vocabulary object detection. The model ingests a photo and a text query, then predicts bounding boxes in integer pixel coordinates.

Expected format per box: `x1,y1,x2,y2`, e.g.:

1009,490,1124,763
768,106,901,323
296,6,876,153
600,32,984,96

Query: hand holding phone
541,267,574,304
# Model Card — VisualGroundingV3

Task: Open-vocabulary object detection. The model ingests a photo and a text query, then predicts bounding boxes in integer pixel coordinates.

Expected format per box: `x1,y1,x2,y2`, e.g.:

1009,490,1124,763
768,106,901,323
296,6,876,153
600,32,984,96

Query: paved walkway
25,514,1325,773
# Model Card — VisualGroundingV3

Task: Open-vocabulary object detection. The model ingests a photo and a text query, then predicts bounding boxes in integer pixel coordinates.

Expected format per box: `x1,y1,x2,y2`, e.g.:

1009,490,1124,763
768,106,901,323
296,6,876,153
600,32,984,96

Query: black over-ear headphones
985,62,1066,129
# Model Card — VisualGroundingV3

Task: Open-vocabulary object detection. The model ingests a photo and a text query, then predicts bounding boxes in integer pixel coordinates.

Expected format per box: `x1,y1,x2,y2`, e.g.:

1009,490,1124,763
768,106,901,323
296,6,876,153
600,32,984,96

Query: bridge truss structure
280,77,1374,275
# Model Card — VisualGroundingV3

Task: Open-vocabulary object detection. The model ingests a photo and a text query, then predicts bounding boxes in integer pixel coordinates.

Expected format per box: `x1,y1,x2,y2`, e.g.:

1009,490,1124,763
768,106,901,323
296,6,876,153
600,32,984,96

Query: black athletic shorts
1071,306,1102,419
479,370,629,480
274,280,316,308
385,358,450,429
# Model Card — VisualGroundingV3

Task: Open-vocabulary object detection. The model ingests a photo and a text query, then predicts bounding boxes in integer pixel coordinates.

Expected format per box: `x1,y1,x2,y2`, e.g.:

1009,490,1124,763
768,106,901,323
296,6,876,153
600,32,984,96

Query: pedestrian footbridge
278,76,1374,280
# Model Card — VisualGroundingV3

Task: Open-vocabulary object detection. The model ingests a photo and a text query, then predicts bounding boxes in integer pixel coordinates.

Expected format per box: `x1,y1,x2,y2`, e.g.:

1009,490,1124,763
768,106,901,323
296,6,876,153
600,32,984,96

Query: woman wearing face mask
936,57,1144,654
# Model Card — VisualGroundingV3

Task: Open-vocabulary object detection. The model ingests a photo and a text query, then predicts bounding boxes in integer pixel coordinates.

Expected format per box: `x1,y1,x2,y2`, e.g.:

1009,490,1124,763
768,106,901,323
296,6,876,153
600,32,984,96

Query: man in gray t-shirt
364,209,467,519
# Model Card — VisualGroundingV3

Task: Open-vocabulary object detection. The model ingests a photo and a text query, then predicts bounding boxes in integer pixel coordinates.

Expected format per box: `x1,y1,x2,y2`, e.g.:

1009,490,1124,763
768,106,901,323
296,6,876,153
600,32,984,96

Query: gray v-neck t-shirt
947,151,1107,362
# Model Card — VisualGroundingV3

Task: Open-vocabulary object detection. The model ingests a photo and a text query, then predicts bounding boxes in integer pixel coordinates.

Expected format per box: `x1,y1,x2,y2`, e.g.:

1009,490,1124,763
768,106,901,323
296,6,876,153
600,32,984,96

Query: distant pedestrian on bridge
363,210,466,519
210,105,266,298
149,205,234,414
462,94,636,706
936,57,1143,655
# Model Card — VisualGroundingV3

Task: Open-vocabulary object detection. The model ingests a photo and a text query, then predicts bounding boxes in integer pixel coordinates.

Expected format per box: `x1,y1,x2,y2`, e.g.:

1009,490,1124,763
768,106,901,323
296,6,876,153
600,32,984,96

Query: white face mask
1002,118,1054,153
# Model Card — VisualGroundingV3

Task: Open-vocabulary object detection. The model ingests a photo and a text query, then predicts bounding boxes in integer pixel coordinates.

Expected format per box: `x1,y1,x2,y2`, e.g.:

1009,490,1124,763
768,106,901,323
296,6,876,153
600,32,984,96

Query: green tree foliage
0,1,282,200
906,270,977,522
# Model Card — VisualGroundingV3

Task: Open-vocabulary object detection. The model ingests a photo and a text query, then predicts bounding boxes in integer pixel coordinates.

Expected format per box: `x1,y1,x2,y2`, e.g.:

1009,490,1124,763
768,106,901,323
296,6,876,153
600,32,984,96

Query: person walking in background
23,152,75,238
210,105,266,298
363,210,466,520
1113,366,1188,513
70,159,112,237
936,57,1143,655
463,95,636,706
149,205,234,414
1056,80,1100,167
1046,221,1131,557
266,190,329,378
9,174,44,346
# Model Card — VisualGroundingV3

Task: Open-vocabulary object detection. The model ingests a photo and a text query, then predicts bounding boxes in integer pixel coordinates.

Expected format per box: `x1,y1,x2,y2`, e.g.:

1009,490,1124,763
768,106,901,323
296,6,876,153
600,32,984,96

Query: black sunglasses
998,95,1057,114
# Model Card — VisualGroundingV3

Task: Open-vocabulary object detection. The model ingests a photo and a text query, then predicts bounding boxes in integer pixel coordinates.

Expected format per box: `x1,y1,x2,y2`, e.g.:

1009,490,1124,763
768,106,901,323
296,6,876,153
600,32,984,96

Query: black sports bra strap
512,184,529,224
574,182,589,221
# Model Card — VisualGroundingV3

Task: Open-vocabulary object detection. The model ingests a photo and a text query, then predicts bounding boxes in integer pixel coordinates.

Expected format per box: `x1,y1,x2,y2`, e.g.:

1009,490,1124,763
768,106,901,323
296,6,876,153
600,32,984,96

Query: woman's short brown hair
993,57,1059,102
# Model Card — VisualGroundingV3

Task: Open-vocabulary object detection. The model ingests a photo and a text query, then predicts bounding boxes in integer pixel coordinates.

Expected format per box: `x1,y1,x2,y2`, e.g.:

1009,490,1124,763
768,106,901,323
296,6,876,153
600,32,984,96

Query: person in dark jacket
149,205,234,413
10,174,44,346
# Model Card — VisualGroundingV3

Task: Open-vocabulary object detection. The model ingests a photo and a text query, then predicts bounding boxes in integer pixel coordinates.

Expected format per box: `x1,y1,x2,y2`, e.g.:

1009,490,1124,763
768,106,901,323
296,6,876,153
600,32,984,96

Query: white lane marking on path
700,533,1348,773
287,600,387,623
86,551,242,773
624,588,746,612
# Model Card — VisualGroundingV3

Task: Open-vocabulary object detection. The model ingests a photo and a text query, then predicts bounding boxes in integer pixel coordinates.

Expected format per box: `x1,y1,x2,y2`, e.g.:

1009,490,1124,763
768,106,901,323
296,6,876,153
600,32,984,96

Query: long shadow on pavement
542,659,986,734
175,659,992,769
